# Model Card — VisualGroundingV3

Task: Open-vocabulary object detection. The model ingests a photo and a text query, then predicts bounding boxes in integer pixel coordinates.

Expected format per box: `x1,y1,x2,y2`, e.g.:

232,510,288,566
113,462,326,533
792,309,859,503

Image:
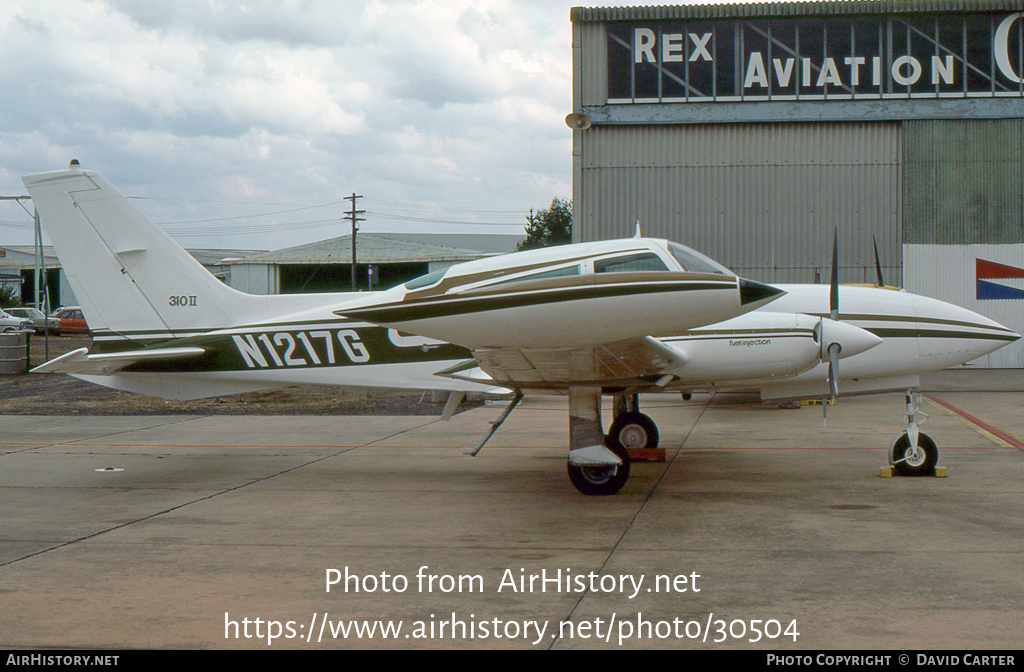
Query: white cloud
0,0,582,248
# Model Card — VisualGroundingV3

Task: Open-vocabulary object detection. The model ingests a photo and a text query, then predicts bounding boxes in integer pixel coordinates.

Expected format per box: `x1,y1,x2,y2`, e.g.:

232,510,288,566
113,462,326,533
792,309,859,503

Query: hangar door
576,121,902,285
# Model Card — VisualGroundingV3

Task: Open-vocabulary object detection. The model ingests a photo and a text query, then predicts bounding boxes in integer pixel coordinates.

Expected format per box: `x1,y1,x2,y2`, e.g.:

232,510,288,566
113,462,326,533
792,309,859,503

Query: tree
517,198,572,251
0,285,20,308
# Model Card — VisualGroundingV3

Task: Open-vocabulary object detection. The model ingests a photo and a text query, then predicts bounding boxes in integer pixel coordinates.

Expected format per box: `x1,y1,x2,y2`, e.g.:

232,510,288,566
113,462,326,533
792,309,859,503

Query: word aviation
23,164,1018,495
634,27,955,90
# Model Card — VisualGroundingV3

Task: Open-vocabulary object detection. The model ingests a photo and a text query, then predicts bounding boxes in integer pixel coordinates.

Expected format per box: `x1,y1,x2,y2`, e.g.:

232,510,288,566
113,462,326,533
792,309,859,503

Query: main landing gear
566,389,660,496
607,393,660,455
888,390,938,477
469,388,661,495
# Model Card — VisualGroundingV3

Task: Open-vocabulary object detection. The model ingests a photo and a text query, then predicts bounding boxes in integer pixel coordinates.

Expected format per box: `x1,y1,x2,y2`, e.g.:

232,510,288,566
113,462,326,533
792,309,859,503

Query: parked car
50,306,90,334
4,307,60,334
0,308,33,332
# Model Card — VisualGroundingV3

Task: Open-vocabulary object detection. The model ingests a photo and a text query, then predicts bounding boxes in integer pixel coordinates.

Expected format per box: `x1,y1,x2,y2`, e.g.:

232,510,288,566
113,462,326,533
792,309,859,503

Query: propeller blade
830,228,839,321
828,342,840,400
823,341,840,427
872,235,885,287
824,230,841,427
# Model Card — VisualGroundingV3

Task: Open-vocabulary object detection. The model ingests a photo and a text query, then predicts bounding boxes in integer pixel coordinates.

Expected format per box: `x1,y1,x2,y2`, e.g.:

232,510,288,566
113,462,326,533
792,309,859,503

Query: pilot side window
593,253,669,274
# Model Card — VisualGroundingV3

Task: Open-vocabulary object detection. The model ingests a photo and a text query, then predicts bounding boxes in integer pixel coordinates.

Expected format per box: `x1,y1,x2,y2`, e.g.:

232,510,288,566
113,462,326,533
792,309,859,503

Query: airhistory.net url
224,612,800,646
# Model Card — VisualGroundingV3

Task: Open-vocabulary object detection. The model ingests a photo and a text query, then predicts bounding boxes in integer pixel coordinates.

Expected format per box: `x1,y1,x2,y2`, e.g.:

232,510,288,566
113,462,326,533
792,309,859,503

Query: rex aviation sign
607,12,1024,103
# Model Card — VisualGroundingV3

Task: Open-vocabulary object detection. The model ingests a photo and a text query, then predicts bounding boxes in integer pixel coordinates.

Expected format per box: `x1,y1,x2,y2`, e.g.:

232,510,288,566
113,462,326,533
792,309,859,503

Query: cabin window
594,253,669,274
404,268,449,290
490,265,580,286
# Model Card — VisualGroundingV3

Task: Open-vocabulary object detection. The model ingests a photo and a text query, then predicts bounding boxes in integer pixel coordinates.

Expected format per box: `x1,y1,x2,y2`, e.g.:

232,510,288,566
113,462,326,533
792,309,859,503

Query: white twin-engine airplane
23,164,1019,495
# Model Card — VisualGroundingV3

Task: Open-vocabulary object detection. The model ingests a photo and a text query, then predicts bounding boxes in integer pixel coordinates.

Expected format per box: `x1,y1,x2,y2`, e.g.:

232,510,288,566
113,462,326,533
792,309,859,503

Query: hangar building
224,233,521,294
570,0,1024,367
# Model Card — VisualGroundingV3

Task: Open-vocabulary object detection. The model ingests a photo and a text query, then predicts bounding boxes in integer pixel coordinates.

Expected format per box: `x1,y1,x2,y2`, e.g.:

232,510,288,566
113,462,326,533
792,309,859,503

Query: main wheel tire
567,442,630,496
607,411,659,452
892,432,938,477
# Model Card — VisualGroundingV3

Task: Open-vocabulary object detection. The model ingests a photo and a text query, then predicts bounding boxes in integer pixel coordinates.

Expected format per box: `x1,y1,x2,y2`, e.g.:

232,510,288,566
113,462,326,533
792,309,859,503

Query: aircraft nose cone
739,278,786,306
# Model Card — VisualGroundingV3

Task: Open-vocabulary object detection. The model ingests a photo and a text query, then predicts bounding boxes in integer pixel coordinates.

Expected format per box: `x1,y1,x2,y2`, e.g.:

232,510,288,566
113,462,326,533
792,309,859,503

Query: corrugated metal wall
578,21,606,107
903,119,1024,245
578,122,903,284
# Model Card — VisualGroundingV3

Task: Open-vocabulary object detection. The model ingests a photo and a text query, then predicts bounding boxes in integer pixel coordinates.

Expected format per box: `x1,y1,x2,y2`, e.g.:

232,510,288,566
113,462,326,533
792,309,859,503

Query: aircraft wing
438,336,687,389
32,346,207,376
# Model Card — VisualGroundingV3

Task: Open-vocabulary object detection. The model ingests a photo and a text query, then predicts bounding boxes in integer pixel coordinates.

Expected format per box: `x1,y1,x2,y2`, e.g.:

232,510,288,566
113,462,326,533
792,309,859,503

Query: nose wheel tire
891,432,938,477
607,411,659,452
567,443,631,496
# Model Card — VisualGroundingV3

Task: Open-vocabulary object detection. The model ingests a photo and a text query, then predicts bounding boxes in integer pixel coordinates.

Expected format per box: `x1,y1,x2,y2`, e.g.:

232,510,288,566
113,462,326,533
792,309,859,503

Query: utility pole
33,207,42,309
344,193,365,291
0,195,34,303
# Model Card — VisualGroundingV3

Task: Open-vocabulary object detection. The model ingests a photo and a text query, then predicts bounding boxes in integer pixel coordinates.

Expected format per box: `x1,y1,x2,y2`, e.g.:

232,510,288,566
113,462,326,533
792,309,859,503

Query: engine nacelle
662,312,881,386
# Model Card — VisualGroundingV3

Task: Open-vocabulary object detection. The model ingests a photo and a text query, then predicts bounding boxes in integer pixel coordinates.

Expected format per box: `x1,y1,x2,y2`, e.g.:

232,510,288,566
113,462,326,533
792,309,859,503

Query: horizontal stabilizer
436,358,488,381
32,346,207,376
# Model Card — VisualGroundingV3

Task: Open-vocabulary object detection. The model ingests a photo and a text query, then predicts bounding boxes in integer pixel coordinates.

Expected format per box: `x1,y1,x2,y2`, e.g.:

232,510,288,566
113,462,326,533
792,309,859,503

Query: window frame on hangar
569,1,1024,367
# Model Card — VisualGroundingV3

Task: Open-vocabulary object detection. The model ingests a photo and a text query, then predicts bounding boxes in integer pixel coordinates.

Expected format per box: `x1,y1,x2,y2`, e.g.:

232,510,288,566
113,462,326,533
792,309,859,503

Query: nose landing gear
888,391,939,477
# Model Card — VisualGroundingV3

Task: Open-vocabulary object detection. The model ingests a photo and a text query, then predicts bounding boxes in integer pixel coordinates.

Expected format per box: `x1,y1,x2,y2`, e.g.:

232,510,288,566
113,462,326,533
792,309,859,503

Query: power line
366,210,522,226
150,200,350,225
158,218,342,236
155,212,523,237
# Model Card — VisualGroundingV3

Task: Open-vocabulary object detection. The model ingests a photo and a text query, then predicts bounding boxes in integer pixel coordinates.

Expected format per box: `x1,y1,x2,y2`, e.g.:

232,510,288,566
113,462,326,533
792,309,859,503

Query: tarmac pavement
1,371,1022,650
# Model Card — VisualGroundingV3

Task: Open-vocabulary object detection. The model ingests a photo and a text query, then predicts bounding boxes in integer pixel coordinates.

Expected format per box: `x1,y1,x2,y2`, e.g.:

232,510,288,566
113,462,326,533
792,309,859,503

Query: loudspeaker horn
564,113,592,130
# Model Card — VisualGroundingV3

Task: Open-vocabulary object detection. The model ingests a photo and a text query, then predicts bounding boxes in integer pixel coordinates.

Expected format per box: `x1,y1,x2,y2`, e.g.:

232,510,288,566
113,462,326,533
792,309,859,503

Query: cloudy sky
0,0,757,250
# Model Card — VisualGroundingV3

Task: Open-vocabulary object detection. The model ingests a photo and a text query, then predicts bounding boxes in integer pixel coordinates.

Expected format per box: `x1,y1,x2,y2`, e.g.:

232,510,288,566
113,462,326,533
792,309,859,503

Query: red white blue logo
977,259,1024,300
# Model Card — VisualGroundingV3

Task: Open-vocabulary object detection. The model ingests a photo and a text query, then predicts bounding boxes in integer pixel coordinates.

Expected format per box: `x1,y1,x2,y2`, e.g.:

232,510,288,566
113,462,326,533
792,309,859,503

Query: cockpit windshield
667,242,732,275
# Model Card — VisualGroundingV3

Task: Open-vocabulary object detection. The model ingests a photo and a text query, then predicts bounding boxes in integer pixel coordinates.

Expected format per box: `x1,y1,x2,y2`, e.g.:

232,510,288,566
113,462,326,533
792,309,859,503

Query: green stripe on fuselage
865,328,1019,342
106,325,472,373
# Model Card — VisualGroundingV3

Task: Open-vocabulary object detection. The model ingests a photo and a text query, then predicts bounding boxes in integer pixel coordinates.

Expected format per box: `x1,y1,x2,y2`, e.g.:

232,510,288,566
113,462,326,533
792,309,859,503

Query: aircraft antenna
872,235,885,287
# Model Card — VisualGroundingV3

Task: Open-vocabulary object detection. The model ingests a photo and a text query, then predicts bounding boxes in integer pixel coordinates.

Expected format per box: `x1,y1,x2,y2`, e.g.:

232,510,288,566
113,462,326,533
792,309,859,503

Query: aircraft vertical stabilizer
23,164,266,336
